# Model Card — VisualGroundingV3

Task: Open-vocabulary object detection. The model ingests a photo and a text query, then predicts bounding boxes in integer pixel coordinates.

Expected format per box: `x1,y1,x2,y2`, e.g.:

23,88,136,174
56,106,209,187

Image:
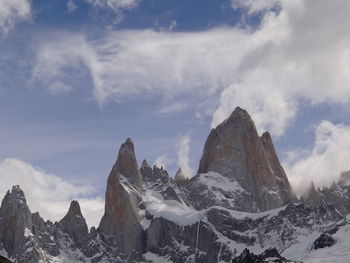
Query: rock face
0,186,59,263
232,247,296,263
312,233,336,250
57,200,90,248
0,186,32,259
114,138,142,189
140,161,182,203
194,107,296,212
98,138,144,259
0,255,12,263
174,168,187,184
301,174,350,216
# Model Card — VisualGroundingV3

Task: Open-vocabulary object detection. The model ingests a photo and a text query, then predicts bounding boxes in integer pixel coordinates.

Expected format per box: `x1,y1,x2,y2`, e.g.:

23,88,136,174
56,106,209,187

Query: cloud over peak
286,121,350,195
0,158,104,228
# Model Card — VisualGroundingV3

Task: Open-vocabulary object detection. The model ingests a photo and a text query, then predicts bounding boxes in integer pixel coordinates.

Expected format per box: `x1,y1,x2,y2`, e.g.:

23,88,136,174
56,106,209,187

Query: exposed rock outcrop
98,138,144,259
140,161,182,203
301,176,350,216
312,233,336,250
193,107,296,212
0,255,12,263
232,247,297,263
114,138,142,189
0,186,32,259
57,200,90,248
0,186,59,263
174,168,187,184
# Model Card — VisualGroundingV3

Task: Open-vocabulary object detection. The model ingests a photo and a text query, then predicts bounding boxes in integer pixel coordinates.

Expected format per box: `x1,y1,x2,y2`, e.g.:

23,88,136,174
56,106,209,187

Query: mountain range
1,107,350,262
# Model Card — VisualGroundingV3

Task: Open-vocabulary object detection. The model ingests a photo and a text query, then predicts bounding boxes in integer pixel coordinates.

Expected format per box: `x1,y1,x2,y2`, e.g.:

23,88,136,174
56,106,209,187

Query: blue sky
1,0,350,227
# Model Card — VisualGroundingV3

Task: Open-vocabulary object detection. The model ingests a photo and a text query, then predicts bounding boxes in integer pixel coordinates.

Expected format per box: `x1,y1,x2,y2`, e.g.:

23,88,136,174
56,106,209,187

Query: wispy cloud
32,0,350,137
0,0,31,37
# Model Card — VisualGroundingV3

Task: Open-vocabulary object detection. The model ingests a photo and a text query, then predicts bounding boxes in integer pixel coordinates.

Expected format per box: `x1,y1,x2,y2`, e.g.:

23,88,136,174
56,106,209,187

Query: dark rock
57,200,90,248
0,186,32,258
174,168,187,184
162,186,182,203
312,233,336,250
0,255,12,263
232,247,296,263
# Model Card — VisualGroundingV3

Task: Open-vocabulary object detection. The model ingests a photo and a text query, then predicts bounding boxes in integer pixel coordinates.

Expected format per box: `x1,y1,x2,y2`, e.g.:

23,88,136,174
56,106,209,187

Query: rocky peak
115,138,142,188
67,200,82,216
98,139,144,258
57,200,89,248
140,159,152,179
301,182,323,208
141,162,170,185
2,185,26,205
196,107,296,212
141,159,151,169
0,186,33,258
174,168,187,183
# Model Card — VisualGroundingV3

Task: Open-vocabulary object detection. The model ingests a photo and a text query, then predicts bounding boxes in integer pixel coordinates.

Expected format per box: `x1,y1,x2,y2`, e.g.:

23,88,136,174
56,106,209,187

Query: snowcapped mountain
1,107,350,263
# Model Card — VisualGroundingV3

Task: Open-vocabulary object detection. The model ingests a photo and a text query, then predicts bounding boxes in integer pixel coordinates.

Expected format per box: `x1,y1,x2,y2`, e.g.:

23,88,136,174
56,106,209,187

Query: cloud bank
33,0,350,137
285,121,350,195
0,158,104,228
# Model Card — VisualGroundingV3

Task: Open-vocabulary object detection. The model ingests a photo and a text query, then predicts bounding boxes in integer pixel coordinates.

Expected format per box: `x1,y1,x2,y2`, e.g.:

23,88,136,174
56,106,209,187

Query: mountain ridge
0,107,349,262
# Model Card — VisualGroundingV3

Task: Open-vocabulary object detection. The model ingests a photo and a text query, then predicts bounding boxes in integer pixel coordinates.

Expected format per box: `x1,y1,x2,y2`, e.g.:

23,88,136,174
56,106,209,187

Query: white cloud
176,135,193,178
285,121,350,196
33,0,350,136
67,0,78,13
85,0,138,12
0,158,104,228
231,0,281,14
0,0,31,37
33,28,247,104
154,154,173,169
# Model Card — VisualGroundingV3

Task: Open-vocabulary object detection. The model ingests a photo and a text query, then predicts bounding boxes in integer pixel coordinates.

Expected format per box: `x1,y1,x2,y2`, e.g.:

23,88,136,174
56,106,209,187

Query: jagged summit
0,185,33,259
67,200,82,216
58,200,89,247
98,138,144,258
224,106,253,124
3,109,350,263
141,159,150,168
3,185,26,204
115,138,142,188
194,106,296,212
174,167,187,183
